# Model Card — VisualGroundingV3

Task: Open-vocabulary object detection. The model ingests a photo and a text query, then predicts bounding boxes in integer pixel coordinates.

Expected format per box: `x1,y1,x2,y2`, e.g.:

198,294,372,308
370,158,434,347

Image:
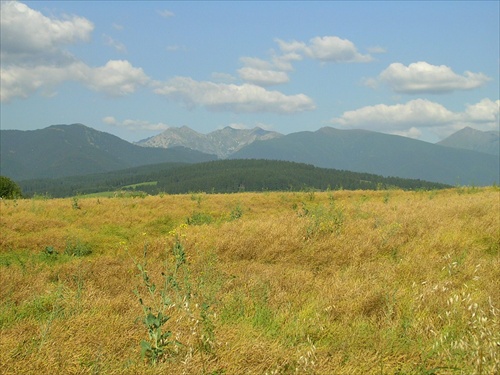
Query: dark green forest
18,159,450,198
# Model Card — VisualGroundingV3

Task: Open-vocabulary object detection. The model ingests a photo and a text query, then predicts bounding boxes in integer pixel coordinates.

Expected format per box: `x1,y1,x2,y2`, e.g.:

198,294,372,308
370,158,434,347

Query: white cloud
0,2,149,101
367,46,387,54
271,52,302,71
377,61,491,94
0,1,93,65
331,98,499,140
0,62,82,101
238,56,291,86
463,98,500,124
83,60,150,96
276,36,372,63
103,116,170,131
1,59,149,101
240,57,273,70
332,99,457,129
226,123,249,130
154,76,316,114
158,9,174,18
103,34,127,53
237,67,289,86
238,36,370,87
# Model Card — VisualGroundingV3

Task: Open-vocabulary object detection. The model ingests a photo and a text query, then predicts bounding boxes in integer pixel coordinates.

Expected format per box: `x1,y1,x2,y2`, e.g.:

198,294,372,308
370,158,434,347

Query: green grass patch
122,181,158,189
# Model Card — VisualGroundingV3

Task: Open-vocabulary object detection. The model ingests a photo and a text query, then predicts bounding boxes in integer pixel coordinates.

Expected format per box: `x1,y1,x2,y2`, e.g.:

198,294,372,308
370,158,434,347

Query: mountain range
229,127,499,186
1,123,498,186
0,124,216,180
136,125,282,158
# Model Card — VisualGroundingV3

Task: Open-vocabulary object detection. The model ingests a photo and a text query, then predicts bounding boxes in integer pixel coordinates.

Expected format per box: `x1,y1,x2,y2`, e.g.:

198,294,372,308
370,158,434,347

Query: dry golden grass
0,188,498,374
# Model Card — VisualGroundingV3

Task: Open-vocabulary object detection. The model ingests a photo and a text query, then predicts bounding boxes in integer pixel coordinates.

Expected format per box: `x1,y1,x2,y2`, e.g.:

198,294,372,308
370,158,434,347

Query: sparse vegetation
0,188,498,374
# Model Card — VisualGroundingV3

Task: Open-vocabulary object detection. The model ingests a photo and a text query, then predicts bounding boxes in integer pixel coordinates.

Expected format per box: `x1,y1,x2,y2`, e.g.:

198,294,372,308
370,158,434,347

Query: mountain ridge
230,126,499,186
135,126,283,158
0,124,217,180
437,126,499,156
1,124,498,186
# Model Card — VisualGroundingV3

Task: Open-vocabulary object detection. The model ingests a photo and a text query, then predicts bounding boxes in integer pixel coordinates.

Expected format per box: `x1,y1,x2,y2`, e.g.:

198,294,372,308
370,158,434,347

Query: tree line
16,159,450,198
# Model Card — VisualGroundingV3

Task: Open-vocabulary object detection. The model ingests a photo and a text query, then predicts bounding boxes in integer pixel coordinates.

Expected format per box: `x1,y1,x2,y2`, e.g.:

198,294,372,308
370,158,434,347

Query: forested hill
19,159,450,198
230,127,499,186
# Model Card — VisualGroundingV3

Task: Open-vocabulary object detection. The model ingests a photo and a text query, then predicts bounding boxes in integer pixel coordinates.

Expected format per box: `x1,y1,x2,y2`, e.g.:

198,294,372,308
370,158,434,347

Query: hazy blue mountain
437,127,499,156
230,127,499,186
0,124,217,181
136,126,282,158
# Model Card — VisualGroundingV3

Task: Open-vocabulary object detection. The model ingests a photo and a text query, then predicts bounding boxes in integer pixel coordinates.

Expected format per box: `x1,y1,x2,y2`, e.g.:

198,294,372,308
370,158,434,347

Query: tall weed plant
133,232,219,371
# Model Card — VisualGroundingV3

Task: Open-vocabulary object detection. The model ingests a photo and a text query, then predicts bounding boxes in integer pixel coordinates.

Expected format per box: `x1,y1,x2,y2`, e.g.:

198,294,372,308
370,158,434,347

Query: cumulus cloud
0,62,84,101
0,1,93,65
331,98,499,140
103,116,170,131
238,56,291,86
376,61,491,94
1,59,149,101
83,60,150,96
238,35,369,86
0,1,150,101
463,98,500,124
332,99,457,129
154,76,316,114
237,67,289,86
276,36,372,63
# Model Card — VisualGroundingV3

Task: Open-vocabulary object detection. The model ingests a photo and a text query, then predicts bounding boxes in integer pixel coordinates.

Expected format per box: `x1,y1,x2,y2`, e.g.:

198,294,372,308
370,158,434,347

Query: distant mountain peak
136,125,283,158
438,127,499,156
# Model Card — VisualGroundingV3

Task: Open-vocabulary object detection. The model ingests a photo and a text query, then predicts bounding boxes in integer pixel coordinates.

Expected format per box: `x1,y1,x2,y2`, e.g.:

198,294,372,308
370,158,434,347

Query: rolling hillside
0,124,217,180
230,127,499,186
18,159,450,198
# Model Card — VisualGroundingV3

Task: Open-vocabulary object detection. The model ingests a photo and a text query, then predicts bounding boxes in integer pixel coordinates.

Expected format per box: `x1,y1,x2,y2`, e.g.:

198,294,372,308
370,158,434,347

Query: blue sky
1,1,499,143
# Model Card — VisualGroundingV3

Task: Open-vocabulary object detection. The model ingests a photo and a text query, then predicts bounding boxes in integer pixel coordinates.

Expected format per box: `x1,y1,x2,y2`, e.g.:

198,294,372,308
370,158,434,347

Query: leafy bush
0,176,22,199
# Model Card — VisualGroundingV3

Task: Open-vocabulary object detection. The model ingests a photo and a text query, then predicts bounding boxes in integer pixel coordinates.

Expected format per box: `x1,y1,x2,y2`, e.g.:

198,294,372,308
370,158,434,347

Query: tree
0,176,22,199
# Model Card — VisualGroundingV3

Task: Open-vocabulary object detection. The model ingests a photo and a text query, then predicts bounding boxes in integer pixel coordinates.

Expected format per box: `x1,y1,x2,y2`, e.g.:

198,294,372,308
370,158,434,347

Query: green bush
0,176,22,199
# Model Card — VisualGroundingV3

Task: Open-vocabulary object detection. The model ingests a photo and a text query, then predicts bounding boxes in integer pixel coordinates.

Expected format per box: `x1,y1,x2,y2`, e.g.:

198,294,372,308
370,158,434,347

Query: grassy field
0,188,498,374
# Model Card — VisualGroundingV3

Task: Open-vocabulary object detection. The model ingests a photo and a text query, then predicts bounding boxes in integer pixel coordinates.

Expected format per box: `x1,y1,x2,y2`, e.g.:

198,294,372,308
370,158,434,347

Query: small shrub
43,246,58,256
229,204,243,220
186,212,213,226
64,239,92,257
72,197,81,210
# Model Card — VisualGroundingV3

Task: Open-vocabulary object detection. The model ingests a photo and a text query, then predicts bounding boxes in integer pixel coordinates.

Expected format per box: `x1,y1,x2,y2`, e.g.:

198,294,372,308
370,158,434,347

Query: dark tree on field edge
0,176,23,199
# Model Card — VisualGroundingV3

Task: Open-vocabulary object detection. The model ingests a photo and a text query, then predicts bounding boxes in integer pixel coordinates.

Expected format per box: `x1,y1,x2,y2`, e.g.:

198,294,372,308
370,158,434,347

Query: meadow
0,188,498,374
